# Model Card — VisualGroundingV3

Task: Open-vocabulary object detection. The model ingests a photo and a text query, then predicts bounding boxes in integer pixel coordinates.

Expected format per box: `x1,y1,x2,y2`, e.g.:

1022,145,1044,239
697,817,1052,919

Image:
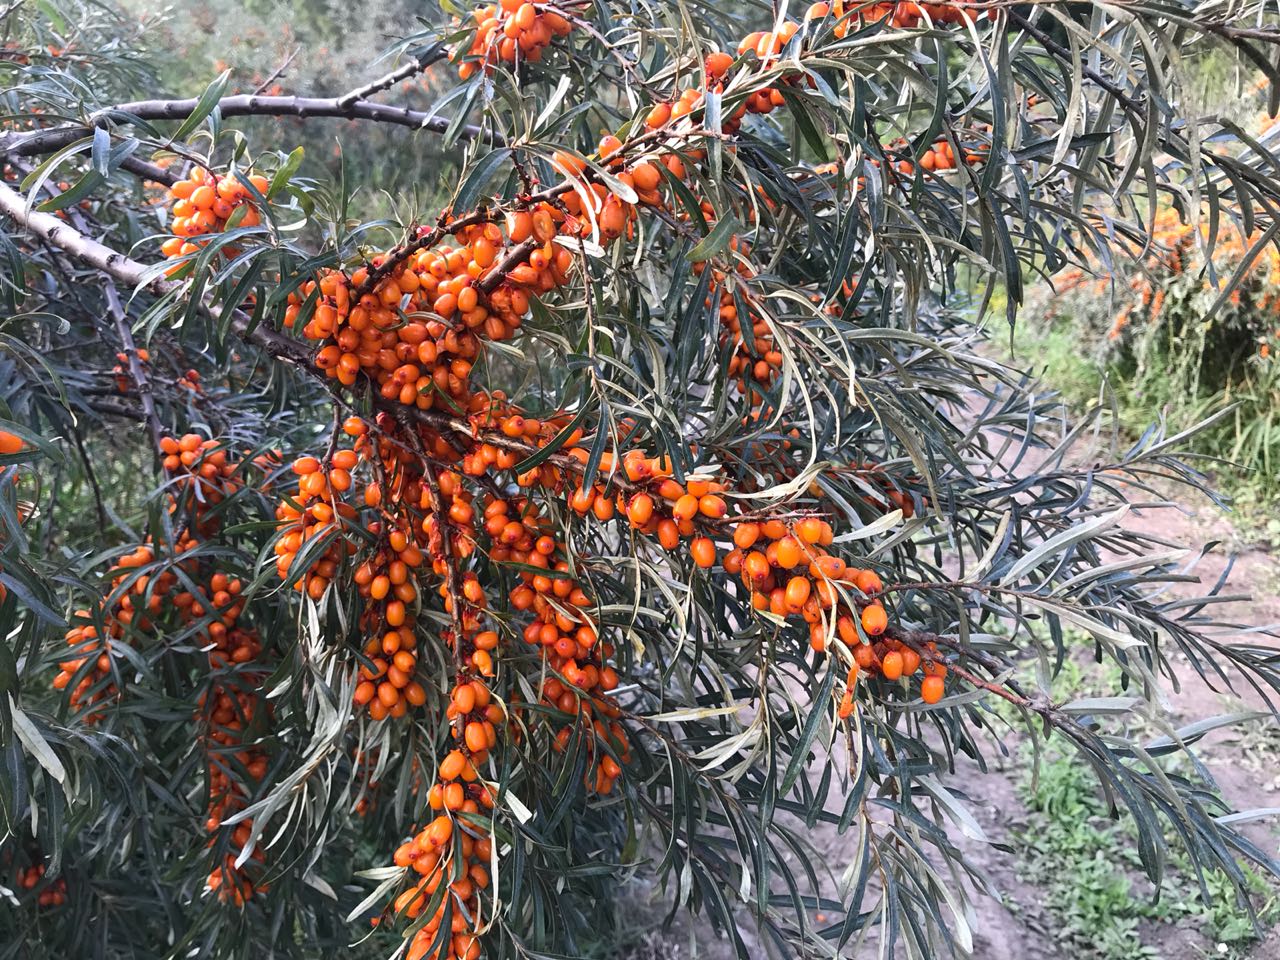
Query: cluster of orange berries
294,167,657,415
273,446,360,601
548,446,944,707
698,240,785,403
15,862,67,907
492,495,629,793
201,637,270,907
640,49,785,141
352,423,438,719
391,569,503,955
291,227,542,405
54,542,166,720
161,167,267,256
111,348,149,393
275,433,434,720
737,21,803,88
54,434,271,903
454,0,573,78
159,432,247,532
160,436,271,904
840,636,947,716
876,134,990,178
805,0,995,31
274,414,491,720
380,465,506,959
391,785,494,960
919,139,959,172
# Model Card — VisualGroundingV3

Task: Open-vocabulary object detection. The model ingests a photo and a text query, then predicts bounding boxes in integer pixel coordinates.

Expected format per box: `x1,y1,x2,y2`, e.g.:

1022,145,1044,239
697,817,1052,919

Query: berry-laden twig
54,433,275,903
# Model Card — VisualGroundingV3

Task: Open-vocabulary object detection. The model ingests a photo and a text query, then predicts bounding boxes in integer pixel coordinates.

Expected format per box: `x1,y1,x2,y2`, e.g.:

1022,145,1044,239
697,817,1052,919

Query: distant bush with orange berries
5,1,1280,959
1045,200,1280,490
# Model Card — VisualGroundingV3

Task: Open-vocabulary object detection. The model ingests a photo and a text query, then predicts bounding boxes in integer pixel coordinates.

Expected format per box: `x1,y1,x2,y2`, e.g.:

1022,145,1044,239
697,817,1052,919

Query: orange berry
690,536,716,568
861,604,887,636
775,537,802,569
784,576,811,612
854,570,883,594
645,102,672,128
673,494,699,520
881,650,903,681
698,494,727,519
796,518,824,544
627,493,654,525
921,675,945,704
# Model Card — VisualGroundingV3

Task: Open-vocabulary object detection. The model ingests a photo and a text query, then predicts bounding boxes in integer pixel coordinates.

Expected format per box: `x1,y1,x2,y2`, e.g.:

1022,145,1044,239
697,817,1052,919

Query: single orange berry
690,536,716,568
861,604,887,636
921,675,945,704
881,650,903,681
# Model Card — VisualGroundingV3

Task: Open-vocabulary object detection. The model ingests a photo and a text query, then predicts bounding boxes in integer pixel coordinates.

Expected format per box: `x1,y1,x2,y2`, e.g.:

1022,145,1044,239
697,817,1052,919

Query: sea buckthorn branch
451,0,579,78
0,92,501,167
15,169,165,444
884,621,1218,791
12,7,1280,955
351,175,581,302
0,178,639,500
360,4,967,301
103,276,165,454
52,432,274,902
336,43,448,109
9,169,919,717
536,2,658,94
350,210,497,302
5,86,1039,742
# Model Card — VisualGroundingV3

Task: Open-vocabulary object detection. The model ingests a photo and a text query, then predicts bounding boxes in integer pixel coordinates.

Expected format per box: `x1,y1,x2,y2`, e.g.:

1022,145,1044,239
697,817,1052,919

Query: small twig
253,48,300,96
103,279,166,455
336,43,446,108
478,238,537,294
68,422,108,530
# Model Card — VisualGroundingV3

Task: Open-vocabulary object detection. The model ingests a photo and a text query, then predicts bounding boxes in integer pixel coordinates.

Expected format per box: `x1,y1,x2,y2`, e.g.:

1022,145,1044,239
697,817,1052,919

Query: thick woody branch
0,178,314,368
0,90,501,165
0,178,613,478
